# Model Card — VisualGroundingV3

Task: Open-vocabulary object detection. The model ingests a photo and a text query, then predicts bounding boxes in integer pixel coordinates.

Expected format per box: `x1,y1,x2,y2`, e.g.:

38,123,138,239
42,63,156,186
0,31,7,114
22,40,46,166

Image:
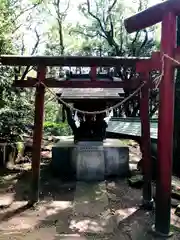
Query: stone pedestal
51,138,75,179
104,147,129,177
51,138,129,181
72,142,105,181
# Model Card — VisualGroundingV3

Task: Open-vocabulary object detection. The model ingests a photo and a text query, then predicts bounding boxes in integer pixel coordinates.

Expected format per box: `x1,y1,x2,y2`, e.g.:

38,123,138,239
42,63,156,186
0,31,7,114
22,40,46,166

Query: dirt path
0,169,180,239
0,141,180,239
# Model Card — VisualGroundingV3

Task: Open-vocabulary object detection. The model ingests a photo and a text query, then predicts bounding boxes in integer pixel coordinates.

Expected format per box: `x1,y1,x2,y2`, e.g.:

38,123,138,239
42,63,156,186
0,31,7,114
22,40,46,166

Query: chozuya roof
56,88,124,99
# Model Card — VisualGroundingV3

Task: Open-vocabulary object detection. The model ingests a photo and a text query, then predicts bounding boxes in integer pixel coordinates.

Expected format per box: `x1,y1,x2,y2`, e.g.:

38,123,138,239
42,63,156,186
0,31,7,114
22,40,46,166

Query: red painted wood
124,0,180,34
140,73,152,207
174,47,180,64
136,60,152,72
136,53,161,72
137,50,180,72
175,46,180,55
30,66,46,203
90,66,97,81
13,78,145,89
155,12,176,235
0,55,150,67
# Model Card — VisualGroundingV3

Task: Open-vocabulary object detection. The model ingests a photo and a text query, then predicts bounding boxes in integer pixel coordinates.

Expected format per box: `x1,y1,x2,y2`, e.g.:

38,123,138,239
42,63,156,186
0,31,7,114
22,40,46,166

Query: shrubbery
43,121,72,136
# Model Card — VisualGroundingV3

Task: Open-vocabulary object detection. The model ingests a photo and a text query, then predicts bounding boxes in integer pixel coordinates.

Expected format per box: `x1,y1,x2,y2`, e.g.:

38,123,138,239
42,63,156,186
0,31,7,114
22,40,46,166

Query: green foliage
43,0,159,58
45,101,60,122
44,121,72,136
75,0,157,57
16,141,24,153
0,0,15,54
0,0,38,143
0,67,33,142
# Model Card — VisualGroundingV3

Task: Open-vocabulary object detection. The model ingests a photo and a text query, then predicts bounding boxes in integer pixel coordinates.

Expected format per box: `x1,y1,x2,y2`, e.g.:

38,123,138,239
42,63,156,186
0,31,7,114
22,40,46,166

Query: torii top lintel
0,55,150,67
124,0,180,34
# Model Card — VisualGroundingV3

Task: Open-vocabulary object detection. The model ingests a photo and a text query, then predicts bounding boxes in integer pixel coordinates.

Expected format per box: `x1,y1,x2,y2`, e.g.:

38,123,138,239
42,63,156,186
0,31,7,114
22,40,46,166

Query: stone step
69,182,116,234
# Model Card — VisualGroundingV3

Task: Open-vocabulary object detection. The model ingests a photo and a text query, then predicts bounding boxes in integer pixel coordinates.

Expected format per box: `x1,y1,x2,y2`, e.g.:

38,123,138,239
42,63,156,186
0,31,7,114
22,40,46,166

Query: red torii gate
0,0,179,237
0,55,152,204
0,55,154,213
125,0,180,236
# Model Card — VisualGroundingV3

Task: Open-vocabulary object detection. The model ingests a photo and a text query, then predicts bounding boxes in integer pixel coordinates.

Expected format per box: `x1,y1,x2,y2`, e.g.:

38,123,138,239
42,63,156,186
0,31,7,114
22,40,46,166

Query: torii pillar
124,0,180,236
154,11,176,237
30,66,46,204
139,73,153,210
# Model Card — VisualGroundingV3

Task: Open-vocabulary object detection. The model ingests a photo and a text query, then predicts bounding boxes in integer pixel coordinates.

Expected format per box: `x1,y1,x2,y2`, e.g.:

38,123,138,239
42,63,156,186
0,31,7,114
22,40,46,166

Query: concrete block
51,140,75,179
51,138,130,181
73,142,105,181
104,147,129,177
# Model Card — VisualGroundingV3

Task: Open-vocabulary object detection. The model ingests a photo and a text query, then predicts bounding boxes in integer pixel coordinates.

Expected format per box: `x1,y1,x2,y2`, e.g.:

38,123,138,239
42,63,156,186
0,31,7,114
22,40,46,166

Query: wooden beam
57,99,125,103
46,77,114,81
90,66,97,81
0,55,150,67
13,78,143,89
136,60,152,73
155,47,180,67
124,0,180,34
136,49,180,73
136,52,162,72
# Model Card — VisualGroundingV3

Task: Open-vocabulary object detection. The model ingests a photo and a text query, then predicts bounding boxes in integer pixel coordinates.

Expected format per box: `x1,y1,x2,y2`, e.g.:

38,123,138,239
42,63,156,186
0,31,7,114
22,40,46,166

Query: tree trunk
58,19,64,76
